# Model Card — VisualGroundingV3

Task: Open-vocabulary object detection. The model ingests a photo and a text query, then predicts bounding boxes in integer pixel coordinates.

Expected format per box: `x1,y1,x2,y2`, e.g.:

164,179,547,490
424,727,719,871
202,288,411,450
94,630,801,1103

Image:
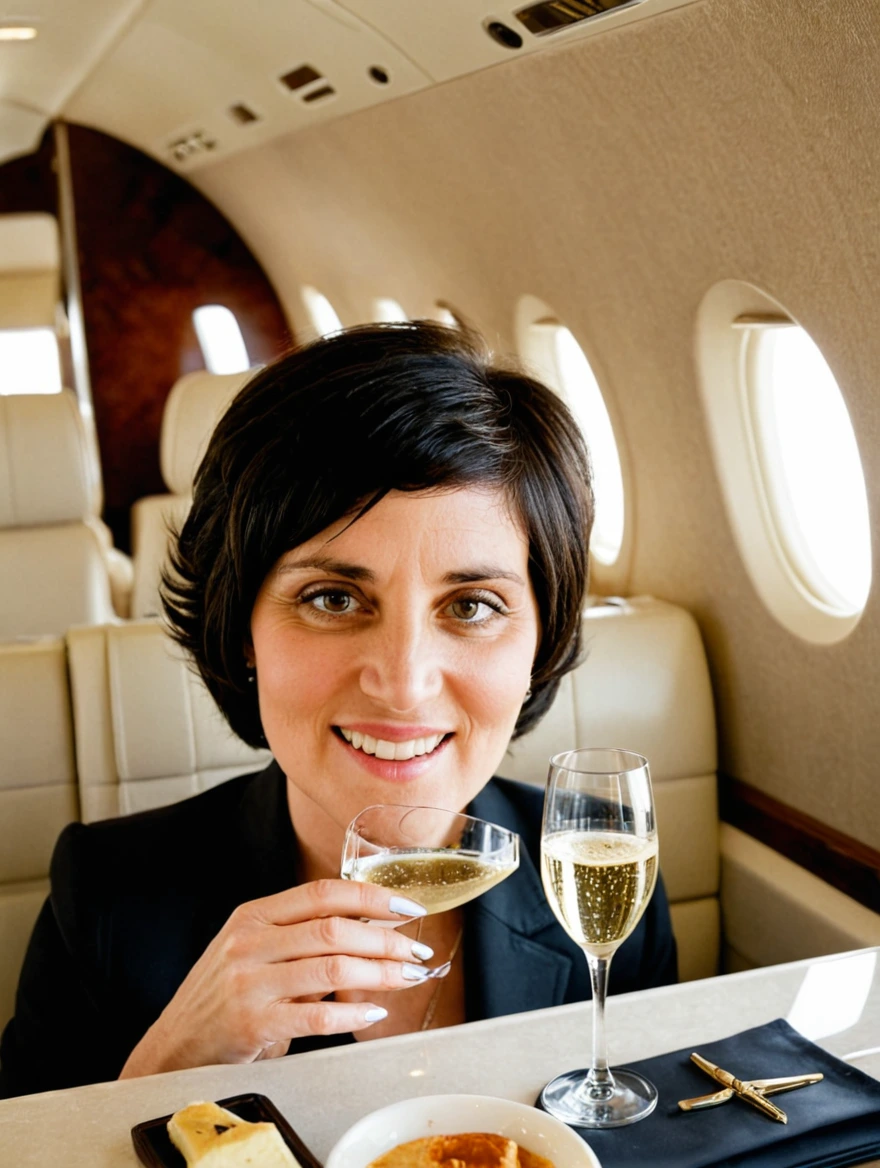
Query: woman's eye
305,590,358,615
448,597,501,623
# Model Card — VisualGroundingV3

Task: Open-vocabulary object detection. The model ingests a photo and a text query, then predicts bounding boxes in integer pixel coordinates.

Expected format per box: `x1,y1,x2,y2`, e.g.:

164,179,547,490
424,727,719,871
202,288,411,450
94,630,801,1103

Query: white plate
325,1093,602,1167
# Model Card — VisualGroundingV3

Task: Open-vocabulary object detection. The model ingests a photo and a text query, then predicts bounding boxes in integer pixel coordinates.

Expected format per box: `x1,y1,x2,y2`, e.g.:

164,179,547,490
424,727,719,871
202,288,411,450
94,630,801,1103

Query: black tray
131,1092,323,1168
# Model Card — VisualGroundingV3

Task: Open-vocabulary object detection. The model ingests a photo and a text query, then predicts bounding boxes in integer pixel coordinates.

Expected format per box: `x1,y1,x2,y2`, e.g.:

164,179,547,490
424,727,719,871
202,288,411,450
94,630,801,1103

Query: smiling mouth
333,727,451,762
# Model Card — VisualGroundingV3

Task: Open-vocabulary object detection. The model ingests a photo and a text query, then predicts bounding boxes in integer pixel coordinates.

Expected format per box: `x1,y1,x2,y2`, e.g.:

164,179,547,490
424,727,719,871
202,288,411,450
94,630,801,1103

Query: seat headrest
0,213,60,329
160,370,253,496
0,392,97,528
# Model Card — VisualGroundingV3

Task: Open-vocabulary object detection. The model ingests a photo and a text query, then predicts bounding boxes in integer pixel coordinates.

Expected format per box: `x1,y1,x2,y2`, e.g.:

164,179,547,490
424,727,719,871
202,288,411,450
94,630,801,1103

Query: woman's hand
118,880,431,1078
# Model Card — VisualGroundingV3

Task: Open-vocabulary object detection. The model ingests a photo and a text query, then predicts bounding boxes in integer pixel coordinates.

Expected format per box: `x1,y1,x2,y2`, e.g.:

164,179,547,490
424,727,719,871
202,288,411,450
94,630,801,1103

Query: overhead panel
0,0,145,164
329,0,700,83
0,102,46,164
64,0,430,172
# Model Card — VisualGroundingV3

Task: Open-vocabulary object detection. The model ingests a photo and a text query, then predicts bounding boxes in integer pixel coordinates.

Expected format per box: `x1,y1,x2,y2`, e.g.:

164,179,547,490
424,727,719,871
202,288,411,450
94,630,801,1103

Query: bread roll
167,1100,300,1167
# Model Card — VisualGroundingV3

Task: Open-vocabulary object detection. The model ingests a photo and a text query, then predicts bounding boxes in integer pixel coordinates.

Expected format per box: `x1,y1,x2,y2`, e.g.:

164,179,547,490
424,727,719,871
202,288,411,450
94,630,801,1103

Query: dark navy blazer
0,762,676,1098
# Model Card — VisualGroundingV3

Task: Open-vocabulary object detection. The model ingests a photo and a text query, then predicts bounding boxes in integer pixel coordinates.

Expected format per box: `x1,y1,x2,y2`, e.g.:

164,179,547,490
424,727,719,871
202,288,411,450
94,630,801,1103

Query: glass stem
583,952,614,1101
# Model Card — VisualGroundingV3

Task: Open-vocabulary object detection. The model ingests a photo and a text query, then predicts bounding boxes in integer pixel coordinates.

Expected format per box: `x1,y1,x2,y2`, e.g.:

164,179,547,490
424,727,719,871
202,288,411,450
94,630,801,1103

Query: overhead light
0,26,38,41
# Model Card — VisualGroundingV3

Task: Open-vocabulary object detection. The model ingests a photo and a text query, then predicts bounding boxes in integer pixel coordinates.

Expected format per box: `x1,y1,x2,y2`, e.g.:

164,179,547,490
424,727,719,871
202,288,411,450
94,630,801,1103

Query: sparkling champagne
541,830,658,956
345,851,518,913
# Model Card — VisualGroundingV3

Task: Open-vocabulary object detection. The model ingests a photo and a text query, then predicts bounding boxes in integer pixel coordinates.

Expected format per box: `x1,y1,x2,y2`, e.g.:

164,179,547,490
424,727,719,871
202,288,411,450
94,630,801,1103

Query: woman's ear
243,640,255,670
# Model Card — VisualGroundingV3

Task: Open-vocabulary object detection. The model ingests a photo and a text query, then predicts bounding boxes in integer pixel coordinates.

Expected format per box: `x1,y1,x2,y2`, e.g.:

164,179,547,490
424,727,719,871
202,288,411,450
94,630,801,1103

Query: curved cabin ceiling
0,0,144,162
0,0,696,168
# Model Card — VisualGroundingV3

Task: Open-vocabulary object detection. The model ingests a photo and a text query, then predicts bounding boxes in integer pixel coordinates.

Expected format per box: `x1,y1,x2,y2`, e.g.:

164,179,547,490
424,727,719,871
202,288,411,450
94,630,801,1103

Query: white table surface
2,946,879,1167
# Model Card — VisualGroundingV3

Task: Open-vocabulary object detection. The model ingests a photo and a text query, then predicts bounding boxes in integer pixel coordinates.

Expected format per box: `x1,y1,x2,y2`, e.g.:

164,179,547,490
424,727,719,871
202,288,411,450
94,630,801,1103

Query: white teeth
338,729,445,759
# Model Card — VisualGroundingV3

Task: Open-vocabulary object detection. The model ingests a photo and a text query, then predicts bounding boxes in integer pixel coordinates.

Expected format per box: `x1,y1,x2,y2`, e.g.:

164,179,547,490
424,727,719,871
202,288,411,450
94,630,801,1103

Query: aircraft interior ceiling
0,0,878,856
190,0,880,854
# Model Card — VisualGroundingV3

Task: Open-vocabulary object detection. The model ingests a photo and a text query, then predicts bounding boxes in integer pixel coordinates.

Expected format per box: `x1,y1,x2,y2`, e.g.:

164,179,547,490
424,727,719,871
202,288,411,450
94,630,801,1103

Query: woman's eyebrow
275,555,375,581
443,567,526,586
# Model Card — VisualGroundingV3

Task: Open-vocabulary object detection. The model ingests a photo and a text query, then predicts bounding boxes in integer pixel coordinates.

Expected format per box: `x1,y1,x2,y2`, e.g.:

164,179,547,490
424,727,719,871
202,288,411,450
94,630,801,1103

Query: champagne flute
540,748,659,1127
341,804,519,976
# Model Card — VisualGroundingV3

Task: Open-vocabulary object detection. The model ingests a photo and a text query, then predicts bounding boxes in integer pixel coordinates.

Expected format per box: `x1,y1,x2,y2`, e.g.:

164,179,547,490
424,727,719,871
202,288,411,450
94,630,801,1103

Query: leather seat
67,620,270,823
129,370,252,619
0,392,119,637
501,596,720,983
66,598,720,981
0,638,79,1032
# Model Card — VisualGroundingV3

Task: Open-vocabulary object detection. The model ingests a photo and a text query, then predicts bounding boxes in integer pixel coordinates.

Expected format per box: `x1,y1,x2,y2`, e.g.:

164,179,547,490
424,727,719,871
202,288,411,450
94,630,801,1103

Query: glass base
539,1067,658,1129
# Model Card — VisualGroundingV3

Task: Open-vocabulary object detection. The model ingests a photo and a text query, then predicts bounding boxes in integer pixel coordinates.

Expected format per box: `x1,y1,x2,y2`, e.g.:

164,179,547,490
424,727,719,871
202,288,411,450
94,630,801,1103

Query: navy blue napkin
544,1019,880,1168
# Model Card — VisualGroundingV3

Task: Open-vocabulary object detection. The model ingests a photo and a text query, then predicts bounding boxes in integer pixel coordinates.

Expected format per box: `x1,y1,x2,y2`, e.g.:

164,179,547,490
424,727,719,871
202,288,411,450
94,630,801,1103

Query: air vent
515,0,645,36
280,64,323,91
484,20,523,49
228,103,260,125
168,130,217,163
303,85,335,104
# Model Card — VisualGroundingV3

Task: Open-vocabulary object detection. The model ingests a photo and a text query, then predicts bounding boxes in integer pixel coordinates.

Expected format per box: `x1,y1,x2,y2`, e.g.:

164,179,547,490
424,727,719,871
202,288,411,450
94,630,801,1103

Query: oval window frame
301,285,343,338
696,280,872,643
515,294,632,593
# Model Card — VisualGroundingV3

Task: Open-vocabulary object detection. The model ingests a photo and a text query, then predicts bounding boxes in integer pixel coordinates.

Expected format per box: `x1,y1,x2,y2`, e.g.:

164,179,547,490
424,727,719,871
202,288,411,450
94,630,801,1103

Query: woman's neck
285,779,347,883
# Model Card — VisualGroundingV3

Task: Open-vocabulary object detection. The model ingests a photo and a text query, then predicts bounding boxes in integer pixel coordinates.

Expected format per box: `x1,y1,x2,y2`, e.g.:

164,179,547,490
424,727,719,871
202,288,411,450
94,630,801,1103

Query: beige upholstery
0,213,59,330
129,495,191,618
67,620,271,823
0,392,119,637
67,600,719,981
0,638,79,1031
501,596,720,983
130,370,252,619
720,825,880,972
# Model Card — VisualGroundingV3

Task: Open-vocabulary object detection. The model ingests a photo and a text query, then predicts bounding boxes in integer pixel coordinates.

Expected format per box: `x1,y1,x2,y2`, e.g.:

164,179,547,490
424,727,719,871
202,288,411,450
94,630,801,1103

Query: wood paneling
66,124,291,549
0,124,291,550
0,130,56,216
720,775,880,913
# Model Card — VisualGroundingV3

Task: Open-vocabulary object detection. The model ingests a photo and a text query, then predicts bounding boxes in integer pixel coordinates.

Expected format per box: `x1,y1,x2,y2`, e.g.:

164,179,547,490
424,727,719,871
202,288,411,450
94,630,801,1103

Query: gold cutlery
678,1053,824,1123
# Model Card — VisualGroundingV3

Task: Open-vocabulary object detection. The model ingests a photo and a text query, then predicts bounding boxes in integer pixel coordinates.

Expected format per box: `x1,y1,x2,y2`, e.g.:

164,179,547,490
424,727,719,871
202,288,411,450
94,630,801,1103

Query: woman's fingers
268,952,441,1000
250,878,426,928
261,914,434,966
270,999,391,1039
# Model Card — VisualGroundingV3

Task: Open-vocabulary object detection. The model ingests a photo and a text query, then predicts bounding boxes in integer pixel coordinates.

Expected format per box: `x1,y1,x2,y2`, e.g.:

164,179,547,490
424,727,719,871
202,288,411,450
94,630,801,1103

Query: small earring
524,687,533,702
247,668,256,684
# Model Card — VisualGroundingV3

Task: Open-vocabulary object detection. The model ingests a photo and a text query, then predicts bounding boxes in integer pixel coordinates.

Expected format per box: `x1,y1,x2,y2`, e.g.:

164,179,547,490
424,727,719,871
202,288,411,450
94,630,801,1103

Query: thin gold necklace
420,926,464,1032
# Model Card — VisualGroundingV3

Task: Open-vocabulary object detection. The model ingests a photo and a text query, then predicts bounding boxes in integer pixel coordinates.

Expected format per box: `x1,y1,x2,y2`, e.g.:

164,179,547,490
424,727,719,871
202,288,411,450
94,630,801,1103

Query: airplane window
434,303,464,329
192,305,250,374
373,297,408,323
0,328,62,394
301,285,343,337
746,324,871,614
526,321,625,566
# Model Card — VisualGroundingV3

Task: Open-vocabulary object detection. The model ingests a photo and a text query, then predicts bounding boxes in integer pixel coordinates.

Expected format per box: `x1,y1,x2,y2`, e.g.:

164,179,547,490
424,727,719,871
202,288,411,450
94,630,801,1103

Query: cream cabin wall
191,0,880,851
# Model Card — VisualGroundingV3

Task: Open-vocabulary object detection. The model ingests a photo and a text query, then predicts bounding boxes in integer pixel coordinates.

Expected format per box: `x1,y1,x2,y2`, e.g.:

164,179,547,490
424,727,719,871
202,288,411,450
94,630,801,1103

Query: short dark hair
163,322,593,748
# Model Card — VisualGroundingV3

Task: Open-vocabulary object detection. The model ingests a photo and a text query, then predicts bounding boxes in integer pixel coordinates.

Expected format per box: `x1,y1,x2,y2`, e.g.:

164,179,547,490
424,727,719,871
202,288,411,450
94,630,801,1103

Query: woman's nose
358,615,444,712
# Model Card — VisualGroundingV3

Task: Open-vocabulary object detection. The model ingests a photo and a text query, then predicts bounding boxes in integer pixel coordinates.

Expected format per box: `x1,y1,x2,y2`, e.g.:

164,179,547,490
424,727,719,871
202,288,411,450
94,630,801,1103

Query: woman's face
249,487,540,835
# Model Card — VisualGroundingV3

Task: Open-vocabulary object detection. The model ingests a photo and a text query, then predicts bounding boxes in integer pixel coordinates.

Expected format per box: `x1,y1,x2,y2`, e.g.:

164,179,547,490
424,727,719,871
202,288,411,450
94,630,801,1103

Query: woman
0,322,676,1098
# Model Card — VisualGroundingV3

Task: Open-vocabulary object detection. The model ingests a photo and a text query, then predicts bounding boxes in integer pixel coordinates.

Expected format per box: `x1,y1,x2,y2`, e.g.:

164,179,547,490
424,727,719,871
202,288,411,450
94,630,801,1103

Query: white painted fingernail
411,941,434,961
389,895,427,917
402,962,432,981
364,1007,388,1023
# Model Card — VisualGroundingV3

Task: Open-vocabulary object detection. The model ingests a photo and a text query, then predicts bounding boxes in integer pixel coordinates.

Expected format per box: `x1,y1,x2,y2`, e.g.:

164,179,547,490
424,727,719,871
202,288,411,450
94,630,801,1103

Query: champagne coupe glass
341,804,519,977
540,748,659,1127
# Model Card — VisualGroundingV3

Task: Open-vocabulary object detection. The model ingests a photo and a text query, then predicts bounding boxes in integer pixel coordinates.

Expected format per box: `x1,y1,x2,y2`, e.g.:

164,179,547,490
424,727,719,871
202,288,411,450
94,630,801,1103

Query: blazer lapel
465,781,576,1021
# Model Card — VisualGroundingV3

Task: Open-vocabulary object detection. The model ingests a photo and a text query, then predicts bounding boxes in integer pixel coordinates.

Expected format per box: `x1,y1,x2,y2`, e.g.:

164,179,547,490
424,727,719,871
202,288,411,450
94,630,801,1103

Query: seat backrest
0,392,116,637
67,600,719,981
0,637,79,1031
67,620,271,822
501,596,719,982
130,370,252,619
